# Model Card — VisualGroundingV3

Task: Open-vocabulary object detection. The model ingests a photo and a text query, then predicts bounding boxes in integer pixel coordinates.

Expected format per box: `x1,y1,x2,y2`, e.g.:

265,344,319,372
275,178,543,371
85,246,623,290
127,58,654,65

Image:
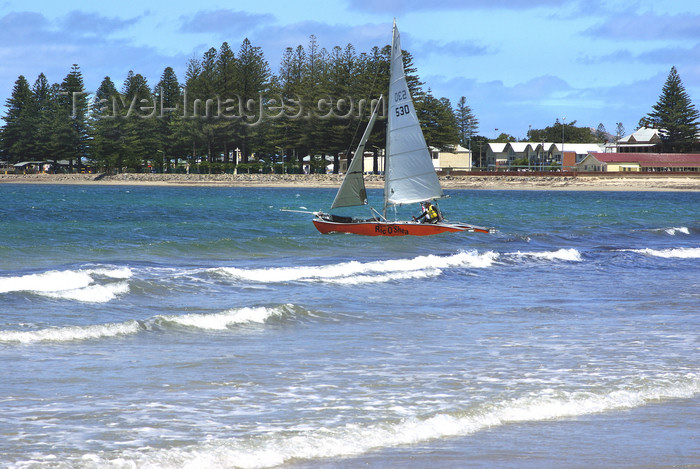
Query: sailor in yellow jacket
413,201,442,224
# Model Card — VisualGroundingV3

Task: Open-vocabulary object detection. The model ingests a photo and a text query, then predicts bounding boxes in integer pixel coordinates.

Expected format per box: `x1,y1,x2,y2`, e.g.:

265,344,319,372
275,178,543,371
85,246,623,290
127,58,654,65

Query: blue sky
1,0,699,139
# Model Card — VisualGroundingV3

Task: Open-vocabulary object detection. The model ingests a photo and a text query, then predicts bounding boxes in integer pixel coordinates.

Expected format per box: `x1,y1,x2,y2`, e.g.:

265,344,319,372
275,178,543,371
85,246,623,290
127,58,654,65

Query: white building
605,127,663,153
430,144,472,172
486,142,603,169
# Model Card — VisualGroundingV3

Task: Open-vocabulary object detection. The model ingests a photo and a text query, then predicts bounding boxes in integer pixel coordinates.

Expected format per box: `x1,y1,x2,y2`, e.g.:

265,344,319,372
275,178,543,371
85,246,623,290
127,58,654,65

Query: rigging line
344,31,390,161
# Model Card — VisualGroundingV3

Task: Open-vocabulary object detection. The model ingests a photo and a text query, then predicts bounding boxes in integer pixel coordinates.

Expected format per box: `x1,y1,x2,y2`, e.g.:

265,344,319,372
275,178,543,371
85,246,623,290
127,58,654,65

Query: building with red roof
576,152,700,172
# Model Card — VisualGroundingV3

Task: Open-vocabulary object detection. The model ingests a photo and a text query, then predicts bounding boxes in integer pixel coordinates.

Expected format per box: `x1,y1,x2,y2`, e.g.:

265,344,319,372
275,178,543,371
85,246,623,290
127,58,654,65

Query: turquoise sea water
0,184,698,468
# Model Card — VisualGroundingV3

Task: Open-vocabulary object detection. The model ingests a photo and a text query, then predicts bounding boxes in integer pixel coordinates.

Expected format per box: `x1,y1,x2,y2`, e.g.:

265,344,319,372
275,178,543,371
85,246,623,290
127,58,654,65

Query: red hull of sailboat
312,219,483,236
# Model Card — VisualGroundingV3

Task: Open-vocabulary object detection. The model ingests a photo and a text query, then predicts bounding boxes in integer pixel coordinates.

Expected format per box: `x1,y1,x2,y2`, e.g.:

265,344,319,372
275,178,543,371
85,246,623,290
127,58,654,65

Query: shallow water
1,185,698,468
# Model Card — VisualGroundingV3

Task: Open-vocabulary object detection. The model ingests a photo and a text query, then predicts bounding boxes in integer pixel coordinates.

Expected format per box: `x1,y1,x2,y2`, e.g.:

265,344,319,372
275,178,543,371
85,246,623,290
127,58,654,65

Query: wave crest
627,247,700,259
216,250,499,285
157,305,294,330
0,305,301,344
0,267,133,303
508,248,582,262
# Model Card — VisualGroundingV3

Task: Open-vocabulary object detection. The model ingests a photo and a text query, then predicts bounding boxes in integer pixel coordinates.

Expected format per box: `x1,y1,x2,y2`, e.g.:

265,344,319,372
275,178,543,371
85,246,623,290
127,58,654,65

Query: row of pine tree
0,37,479,173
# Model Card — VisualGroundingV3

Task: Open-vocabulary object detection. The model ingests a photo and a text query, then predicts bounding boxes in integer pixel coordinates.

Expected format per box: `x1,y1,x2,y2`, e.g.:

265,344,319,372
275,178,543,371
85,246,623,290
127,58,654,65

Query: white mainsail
331,96,383,209
384,19,444,209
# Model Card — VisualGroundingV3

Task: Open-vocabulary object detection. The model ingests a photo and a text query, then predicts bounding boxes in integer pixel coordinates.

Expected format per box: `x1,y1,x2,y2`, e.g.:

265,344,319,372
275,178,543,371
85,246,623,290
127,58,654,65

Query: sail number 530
395,104,410,117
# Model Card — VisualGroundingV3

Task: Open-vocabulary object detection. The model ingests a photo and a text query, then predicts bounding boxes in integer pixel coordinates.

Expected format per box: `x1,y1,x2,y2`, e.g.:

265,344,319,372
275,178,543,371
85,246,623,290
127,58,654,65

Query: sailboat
312,20,494,236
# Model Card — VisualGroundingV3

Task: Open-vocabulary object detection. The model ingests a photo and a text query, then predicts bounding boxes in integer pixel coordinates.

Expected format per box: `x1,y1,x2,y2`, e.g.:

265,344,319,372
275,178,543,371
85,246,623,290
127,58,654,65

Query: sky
1,0,699,140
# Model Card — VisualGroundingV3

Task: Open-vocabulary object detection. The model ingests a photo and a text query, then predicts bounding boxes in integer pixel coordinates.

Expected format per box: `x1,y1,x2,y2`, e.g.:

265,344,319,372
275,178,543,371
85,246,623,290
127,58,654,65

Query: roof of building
488,143,508,152
507,142,536,152
586,152,700,167
618,127,663,143
560,143,604,153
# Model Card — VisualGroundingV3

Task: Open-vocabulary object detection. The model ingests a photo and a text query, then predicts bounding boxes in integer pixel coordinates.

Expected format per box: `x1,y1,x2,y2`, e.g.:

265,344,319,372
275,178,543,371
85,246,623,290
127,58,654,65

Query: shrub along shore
1,172,700,191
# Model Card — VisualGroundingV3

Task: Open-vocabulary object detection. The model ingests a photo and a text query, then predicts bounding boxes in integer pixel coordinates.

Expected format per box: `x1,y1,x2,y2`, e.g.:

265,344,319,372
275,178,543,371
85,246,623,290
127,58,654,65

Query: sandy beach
1,172,700,191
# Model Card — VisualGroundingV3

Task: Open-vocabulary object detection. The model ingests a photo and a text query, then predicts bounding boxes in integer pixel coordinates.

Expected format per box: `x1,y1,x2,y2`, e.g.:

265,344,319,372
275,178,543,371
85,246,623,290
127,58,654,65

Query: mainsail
331,95,383,209
384,19,444,208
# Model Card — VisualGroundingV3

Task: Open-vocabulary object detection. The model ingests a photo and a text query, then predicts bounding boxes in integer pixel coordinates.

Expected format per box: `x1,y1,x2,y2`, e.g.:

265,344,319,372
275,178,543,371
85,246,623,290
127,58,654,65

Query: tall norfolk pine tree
456,96,478,148
58,64,89,171
1,76,34,161
646,66,700,152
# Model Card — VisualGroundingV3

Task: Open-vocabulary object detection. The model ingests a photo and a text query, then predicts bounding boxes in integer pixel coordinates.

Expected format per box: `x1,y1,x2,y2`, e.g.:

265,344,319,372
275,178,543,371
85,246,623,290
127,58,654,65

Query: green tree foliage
121,70,160,171
646,66,700,152
154,66,181,168
470,135,490,168
493,132,516,143
58,64,89,171
236,38,271,163
31,73,53,160
615,122,626,142
415,90,458,150
595,123,608,142
528,119,596,143
91,76,124,171
1,75,35,162
1,37,469,173
455,96,478,148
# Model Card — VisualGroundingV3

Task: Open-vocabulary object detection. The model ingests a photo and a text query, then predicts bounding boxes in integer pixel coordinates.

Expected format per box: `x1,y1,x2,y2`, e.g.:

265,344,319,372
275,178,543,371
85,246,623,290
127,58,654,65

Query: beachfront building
338,144,473,175
430,144,472,173
605,127,663,153
486,142,604,170
337,151,383,175
484,143,509,169
576,152,700,172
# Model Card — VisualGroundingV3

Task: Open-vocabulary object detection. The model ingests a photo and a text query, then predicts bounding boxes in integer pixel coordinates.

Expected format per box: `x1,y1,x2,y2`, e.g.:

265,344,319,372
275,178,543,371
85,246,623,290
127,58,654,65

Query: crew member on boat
413,201,441,224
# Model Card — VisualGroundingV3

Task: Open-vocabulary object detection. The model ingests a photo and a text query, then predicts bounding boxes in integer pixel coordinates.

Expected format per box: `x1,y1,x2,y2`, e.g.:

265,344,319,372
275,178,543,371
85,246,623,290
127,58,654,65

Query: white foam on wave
664,227,690,236
43,281,131,303
0,305,295,344
158,306,290,330
0,267,133,303
626,247,700,259
509,248,582,262
89,373,699,468
217,250,499,285
0,320,142,344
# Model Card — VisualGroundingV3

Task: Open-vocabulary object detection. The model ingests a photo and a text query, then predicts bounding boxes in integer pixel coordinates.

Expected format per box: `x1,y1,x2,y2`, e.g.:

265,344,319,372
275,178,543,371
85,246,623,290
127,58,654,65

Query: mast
383,19,397,218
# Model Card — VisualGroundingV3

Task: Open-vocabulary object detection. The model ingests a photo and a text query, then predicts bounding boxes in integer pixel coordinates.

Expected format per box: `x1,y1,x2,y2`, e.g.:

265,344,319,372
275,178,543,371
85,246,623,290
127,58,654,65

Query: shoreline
2,172,700,191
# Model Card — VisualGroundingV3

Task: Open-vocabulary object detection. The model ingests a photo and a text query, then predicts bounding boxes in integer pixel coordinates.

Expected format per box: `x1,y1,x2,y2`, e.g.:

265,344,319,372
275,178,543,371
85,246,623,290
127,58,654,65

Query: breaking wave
215,251,499,285
624,247,700,259
507,248,582,262
0,267,132,303
156,305,294,330
647,226,691,236
72,373,700,469
663,227,690,236
0,305,300,344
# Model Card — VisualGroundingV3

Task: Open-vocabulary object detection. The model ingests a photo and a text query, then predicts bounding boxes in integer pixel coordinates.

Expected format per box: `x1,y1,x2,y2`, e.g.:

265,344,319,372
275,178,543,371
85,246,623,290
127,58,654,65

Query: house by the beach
430,144,472,173
605,127,663,153
484,143,509,168
576,152,700,172
486,142,603,169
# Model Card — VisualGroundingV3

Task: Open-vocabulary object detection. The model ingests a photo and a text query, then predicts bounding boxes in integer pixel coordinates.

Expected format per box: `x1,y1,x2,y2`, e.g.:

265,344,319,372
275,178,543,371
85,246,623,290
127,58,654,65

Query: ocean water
0,184,698,468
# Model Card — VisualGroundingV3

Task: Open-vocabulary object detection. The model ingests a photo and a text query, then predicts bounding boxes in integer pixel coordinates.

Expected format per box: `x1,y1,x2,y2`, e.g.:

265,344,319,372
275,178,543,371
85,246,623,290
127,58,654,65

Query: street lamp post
541,140,544,172
528,124,531,171
157,150,164,173
561,117,566,172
